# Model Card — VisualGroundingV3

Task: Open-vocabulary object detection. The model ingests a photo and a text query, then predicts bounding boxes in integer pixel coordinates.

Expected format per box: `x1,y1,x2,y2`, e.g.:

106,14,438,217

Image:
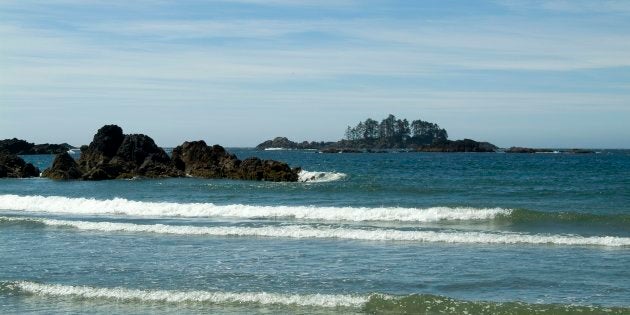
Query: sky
1,0,629,148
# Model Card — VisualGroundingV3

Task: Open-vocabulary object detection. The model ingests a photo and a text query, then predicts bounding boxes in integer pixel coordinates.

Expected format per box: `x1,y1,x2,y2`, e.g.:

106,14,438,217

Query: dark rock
0,152,40,178
174,141,299,182
417,139,497,152
0,138,34,155
256,137,334,150
172,141,239,178
77,125,182,180
260,159,299,182
38,124,298,182
506,147,554,153
567,149,595,154
0,138,75,155
239,157,264,180
256,137,298,150
42,152,83,179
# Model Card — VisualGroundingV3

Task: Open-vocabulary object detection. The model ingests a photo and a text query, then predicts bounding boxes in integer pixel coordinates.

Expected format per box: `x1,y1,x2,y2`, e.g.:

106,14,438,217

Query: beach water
1,149,629,314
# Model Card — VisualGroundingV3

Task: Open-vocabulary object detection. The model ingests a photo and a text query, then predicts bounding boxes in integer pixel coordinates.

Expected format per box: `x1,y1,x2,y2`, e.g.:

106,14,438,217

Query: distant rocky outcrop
256,137,333,150
42,125,299,182
173,141,299,182
256,114,497,153
0,152,40,178
417,139,497,152
0,138,75,155
506,147,594,154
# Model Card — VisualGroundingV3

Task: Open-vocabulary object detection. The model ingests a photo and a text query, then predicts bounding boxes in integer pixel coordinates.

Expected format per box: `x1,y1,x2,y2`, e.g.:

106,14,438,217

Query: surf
0,194,508,222
2,216,628,247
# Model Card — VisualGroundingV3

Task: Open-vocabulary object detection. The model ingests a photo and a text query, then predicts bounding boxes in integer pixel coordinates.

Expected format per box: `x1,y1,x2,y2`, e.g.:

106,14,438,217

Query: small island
257,114,496,153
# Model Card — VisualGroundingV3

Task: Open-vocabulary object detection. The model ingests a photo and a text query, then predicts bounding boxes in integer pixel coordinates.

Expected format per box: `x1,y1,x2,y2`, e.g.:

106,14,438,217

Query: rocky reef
506,147,595,154
42,125,299,182
255,137,333,151
416,139,497,152
0,152,40,178
0,138,75,155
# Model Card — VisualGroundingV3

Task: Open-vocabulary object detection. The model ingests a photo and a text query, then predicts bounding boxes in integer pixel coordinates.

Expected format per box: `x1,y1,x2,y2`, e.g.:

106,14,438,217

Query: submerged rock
0,152,40,178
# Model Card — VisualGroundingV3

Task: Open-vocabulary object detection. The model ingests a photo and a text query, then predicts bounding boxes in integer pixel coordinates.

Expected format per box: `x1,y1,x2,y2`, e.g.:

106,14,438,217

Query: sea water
1,149,629,314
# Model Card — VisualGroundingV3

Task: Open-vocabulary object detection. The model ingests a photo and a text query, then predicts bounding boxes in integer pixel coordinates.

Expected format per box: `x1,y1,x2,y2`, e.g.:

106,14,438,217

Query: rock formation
173,141,299,182
42,125,299,182
0,152,40,178
0,138,75,155
41,152,83,179
76,125,182,180
417,139,497,152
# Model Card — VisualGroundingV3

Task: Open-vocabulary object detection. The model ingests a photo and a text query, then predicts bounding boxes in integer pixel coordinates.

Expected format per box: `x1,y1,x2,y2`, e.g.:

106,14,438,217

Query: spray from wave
0,195,507,222
298,170,347,183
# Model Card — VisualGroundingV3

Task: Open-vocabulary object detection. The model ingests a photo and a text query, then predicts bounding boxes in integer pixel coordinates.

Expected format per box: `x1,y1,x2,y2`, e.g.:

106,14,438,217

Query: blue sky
1,0,629,148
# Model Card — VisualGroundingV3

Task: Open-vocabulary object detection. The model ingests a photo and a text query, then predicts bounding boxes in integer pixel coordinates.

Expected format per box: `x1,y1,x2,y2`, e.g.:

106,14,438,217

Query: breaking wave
2,216,628,246
3,281,628,314
5,281,366,308
0,195,507,222
298,170,347,182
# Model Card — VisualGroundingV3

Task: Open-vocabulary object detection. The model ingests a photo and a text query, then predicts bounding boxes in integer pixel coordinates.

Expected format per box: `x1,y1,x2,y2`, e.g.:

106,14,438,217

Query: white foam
15,217,630,247
11,281,368,307
0,195,508,222
298,170,347,183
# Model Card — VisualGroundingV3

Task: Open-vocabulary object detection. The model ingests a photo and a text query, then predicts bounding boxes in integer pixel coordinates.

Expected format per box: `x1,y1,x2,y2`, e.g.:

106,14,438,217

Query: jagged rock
174,141,299,182
172,141,240,178
0,138,75,154
41,124,298,182
0,152,40,178
76,125,181,180
42,152,83,179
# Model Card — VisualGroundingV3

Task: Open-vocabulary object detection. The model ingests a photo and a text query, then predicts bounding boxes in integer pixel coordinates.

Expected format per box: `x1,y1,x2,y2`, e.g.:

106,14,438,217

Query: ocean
1,149,629,314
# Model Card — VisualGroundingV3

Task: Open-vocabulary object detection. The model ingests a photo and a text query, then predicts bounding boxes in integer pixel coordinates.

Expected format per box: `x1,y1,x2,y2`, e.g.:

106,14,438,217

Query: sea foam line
9,281,368,307
0,194,508,222
4,217,629,247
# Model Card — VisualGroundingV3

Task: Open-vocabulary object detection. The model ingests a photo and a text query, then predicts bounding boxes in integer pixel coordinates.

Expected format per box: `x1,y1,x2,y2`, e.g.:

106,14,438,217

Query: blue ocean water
1,149,629,314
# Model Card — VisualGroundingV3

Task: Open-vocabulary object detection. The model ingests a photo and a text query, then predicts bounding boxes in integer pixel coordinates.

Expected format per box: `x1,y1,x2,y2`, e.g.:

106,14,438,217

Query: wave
3,281,628,314
5,281,366,308
0,195,507,222
2,217,628,246
298,170,347,183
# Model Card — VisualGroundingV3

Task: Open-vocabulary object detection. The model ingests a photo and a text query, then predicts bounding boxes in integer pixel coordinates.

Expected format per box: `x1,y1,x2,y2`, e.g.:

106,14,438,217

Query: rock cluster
0,138,75,155
42,125,299,182
417,139,497,152
0,152,40,178
173,141,299,181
